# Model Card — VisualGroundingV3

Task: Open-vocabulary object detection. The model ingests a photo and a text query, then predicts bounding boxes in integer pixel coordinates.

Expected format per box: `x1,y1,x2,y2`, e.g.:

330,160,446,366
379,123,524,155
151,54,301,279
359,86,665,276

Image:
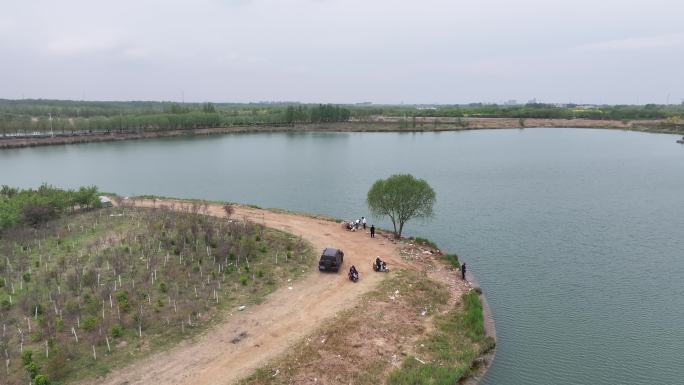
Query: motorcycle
372,261,390,273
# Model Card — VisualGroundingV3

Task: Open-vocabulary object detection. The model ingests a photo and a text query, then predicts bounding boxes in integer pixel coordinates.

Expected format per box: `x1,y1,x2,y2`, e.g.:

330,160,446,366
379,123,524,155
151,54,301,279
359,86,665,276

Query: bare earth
89,199,414,385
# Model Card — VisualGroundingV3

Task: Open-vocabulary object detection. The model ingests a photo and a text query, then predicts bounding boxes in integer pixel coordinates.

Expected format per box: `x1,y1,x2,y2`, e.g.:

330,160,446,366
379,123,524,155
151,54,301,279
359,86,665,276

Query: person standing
370,225,375,238
461,262,466,280
362,216,367,230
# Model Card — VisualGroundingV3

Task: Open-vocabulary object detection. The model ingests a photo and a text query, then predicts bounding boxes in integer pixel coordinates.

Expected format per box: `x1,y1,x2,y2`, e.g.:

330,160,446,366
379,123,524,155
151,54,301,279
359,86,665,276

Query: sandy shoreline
1,118,680,149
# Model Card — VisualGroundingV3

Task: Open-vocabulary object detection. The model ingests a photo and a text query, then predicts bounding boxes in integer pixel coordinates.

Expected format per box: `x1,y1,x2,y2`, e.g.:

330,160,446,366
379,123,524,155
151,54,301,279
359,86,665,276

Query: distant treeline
0,100,351,135
1,99,683,136
0,185,101,231
351,103,684,120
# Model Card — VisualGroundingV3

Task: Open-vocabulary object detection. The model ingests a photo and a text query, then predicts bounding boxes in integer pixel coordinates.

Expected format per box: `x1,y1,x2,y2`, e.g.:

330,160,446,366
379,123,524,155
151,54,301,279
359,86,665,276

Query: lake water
2,128,683,385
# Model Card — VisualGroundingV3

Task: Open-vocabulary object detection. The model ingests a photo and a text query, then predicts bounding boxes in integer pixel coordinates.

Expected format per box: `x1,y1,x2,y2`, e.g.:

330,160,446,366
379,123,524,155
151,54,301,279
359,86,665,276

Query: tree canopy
366,174,436,239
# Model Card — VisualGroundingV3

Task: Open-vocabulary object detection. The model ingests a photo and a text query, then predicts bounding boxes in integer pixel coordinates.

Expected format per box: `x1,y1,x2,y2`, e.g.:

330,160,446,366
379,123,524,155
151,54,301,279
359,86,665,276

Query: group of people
346,216,367,231
345,216,376,238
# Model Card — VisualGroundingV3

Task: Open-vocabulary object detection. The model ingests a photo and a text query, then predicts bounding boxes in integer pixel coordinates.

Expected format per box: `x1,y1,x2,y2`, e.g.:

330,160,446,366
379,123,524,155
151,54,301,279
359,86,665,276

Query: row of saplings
0,206,292,385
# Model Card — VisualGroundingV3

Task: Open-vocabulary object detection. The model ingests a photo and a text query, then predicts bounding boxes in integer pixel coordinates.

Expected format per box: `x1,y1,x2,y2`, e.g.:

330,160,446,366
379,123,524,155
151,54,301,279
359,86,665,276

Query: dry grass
239,269,465,385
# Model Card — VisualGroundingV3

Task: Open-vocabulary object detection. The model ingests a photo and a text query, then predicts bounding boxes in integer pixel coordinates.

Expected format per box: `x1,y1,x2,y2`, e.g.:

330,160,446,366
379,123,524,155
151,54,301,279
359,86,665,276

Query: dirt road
91,199,408,385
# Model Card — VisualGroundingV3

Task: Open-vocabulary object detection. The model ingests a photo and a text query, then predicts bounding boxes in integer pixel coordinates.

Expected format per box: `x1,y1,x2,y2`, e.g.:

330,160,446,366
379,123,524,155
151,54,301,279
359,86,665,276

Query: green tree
366,174,436,239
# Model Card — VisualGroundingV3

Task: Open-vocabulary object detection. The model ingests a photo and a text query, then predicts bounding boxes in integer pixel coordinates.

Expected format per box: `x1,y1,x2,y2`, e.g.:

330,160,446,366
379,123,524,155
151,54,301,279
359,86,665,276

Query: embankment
1,118,681,149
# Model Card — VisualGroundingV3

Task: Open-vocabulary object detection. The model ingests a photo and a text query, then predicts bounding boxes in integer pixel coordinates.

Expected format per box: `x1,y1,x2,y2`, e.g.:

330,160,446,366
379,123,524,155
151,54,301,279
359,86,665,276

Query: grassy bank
0,206,314,384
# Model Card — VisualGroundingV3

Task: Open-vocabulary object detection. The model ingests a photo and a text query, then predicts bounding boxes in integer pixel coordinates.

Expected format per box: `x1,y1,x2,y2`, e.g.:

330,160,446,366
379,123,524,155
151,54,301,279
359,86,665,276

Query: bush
23,272,31,282
21,350,33,367
34,374,51,385
111,324,123,338
115,291,131,312
82,316,98,331
239,275,248,285
159,282,167,293
26,361,39,379
56,319,64,332
22,203,58,227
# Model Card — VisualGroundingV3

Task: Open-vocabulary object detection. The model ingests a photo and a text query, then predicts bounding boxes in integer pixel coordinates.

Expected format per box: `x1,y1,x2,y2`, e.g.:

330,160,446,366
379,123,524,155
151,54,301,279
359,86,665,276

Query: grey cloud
1,0,682,104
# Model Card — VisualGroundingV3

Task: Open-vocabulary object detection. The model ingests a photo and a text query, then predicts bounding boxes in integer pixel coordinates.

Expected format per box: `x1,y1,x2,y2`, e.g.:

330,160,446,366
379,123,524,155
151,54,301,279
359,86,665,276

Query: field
0,204,314,384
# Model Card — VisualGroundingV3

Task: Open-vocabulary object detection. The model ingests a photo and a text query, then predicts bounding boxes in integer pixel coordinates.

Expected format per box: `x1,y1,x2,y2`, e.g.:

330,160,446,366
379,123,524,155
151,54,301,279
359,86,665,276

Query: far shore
1,117,682,149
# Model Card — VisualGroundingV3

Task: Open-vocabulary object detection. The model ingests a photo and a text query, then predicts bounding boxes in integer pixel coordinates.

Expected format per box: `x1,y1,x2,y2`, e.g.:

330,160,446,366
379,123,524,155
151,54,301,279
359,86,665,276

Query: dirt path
91,199,409,385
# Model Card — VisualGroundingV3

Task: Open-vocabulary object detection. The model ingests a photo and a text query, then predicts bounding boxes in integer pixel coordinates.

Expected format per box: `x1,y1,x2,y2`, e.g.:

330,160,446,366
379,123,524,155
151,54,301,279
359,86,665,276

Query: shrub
115,291,131,312
82,316,98,331
1,298,10,310
25,361,39,379
239,275,248,285
34,374,50,385
111,324,123,338
55,319,64,332
22,203,58,228
23,272,31,282
21,350,33,367
44,347,70,381
159,282,167,293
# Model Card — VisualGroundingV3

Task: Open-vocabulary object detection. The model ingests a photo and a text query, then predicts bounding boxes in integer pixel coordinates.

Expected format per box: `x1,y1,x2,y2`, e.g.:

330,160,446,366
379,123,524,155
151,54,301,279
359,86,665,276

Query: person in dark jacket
461,262,466,280
370,225,375,238
349,265,359,281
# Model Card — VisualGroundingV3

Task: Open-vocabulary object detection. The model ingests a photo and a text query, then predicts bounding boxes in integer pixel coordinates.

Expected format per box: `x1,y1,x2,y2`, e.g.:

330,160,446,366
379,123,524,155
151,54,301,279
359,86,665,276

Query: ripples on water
1,128,683,385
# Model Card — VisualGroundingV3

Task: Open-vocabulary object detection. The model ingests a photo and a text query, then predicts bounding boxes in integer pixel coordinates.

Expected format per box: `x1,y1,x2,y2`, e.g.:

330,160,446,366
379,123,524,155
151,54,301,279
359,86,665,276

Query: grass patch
386,290,493,385
441,253,460,269
409,237,439,250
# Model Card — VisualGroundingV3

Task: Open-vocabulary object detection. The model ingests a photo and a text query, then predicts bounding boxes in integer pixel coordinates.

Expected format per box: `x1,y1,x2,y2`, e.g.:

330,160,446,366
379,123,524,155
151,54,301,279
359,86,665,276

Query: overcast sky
1,0,683,104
